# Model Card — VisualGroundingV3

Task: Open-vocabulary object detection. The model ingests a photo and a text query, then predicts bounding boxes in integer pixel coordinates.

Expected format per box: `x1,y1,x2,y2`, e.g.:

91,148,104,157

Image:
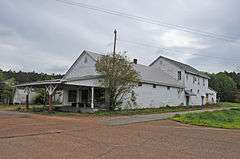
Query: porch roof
15,79,63,88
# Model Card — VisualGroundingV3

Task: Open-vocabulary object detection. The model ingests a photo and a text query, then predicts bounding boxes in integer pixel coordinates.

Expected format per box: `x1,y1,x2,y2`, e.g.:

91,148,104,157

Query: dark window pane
68,90,77,103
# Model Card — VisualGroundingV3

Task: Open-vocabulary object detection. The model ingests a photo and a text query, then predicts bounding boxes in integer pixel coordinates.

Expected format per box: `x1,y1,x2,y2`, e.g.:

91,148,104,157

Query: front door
81,90,89,104
186,96,190,106
201,96,204,106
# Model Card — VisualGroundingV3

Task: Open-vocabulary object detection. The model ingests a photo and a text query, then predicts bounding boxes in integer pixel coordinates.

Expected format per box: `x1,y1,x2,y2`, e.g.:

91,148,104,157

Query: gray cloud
0,0,240,74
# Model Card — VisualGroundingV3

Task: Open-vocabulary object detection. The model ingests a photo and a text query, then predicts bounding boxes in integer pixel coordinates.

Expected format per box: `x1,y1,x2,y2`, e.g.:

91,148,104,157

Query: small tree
34,88,47,105
2,78,16,104
0,69,4,81
96,53,140,110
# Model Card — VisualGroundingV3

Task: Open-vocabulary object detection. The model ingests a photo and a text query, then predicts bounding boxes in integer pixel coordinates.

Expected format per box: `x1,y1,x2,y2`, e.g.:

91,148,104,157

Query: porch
62,85,109,110
15,79,109,112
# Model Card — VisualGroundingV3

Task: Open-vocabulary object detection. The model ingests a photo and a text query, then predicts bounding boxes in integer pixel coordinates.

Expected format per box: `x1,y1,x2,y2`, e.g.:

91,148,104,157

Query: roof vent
133,59,137,64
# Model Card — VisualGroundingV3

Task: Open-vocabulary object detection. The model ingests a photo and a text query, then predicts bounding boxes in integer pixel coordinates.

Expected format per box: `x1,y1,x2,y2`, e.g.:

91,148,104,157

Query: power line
55,0,239,42
118,39,240,62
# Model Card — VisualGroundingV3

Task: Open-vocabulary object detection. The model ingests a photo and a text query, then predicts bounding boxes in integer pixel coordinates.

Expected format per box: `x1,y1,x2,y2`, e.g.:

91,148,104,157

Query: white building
16,50,216,109
149,56,217,106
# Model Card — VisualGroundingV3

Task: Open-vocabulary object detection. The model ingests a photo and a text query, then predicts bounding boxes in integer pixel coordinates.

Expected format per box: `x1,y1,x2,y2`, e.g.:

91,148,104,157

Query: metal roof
15,79,62,87
150,55,210,79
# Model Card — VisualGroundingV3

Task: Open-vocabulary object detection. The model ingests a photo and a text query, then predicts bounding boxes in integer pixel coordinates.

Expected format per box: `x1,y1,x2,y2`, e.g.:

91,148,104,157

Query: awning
15,79,62,88
185,90,196,96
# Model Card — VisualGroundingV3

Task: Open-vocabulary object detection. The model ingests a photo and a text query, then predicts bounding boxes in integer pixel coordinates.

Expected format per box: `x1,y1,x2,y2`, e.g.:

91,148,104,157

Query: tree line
207,71,240,102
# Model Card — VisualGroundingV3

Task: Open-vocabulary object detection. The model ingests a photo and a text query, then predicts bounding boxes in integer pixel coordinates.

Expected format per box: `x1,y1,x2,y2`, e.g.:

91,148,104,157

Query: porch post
91,87,94,109
48,95,52,111
46,84,57,111
26,94,29,110
76,89,80,108
24,87,31,110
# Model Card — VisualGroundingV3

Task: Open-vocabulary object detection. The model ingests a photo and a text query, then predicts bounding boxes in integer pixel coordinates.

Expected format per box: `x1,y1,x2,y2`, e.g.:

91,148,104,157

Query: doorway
186,96,190,106
201,96,204,106
81,89,89,104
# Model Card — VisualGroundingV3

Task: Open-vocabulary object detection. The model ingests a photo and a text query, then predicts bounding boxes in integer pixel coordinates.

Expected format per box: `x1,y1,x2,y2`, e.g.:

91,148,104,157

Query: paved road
0,110,239,159
101,107,237,126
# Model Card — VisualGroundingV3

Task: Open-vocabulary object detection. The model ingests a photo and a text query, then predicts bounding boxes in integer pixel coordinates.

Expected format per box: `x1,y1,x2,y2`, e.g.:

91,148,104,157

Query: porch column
46,84,57,111
91,87,94,109
76,89,80,108
24,87,31,110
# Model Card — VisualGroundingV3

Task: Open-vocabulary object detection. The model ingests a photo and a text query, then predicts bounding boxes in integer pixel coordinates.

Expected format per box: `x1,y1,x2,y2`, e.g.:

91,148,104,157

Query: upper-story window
193,76,197,83
198,78,200,85
203,79,205,86
186,74,188,81
178,71,181,80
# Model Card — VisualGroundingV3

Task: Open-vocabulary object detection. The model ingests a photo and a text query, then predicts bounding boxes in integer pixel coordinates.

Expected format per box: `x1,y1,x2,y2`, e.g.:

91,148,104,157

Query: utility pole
113,29,117,55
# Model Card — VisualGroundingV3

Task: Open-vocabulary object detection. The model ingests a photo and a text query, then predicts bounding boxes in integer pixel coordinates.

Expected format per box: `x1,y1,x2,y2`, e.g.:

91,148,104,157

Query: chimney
133,59,137,64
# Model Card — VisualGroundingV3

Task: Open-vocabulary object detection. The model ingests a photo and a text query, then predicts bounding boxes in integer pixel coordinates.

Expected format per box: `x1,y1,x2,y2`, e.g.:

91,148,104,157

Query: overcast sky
0,0,240,74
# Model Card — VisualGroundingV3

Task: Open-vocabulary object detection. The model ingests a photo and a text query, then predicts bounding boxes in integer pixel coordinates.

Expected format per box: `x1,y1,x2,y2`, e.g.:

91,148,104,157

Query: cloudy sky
0,0,240,74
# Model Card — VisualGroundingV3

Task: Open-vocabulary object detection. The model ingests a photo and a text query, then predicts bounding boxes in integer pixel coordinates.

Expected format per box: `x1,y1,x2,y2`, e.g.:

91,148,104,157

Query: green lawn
0,104,19,111
172,107,240,129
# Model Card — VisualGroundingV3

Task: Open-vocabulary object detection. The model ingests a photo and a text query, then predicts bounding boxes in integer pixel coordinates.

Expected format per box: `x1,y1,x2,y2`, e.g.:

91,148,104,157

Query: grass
172,107,240,129
0,102,240,117
0,104,20,111
0,104,46,111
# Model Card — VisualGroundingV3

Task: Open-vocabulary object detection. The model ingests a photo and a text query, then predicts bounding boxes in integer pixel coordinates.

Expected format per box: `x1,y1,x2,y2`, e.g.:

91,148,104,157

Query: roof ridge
151,55,210,79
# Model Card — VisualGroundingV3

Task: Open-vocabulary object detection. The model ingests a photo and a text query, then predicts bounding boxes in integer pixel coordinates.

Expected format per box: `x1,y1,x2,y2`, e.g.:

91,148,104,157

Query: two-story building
150,56,216,106
16,50,217,110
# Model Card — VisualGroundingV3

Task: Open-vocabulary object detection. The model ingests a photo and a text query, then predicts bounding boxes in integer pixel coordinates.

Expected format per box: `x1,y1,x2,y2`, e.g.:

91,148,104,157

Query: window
153,84,156,88
193,76,196,83
190,89,193,92
186,74,188,81
178,71,181,80
68,90,77,103
198,78,200,85
197,89,200,93
203,79,205,86
167,86,170,90
138,82,142,86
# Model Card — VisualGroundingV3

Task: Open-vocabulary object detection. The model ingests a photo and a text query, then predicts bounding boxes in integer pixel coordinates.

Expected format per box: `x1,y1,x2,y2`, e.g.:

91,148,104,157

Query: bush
34,89,47,104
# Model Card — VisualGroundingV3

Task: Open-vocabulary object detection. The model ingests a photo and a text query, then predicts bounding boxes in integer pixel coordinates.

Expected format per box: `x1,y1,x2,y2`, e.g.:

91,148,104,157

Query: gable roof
149,55,210,79
62,50,104,80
